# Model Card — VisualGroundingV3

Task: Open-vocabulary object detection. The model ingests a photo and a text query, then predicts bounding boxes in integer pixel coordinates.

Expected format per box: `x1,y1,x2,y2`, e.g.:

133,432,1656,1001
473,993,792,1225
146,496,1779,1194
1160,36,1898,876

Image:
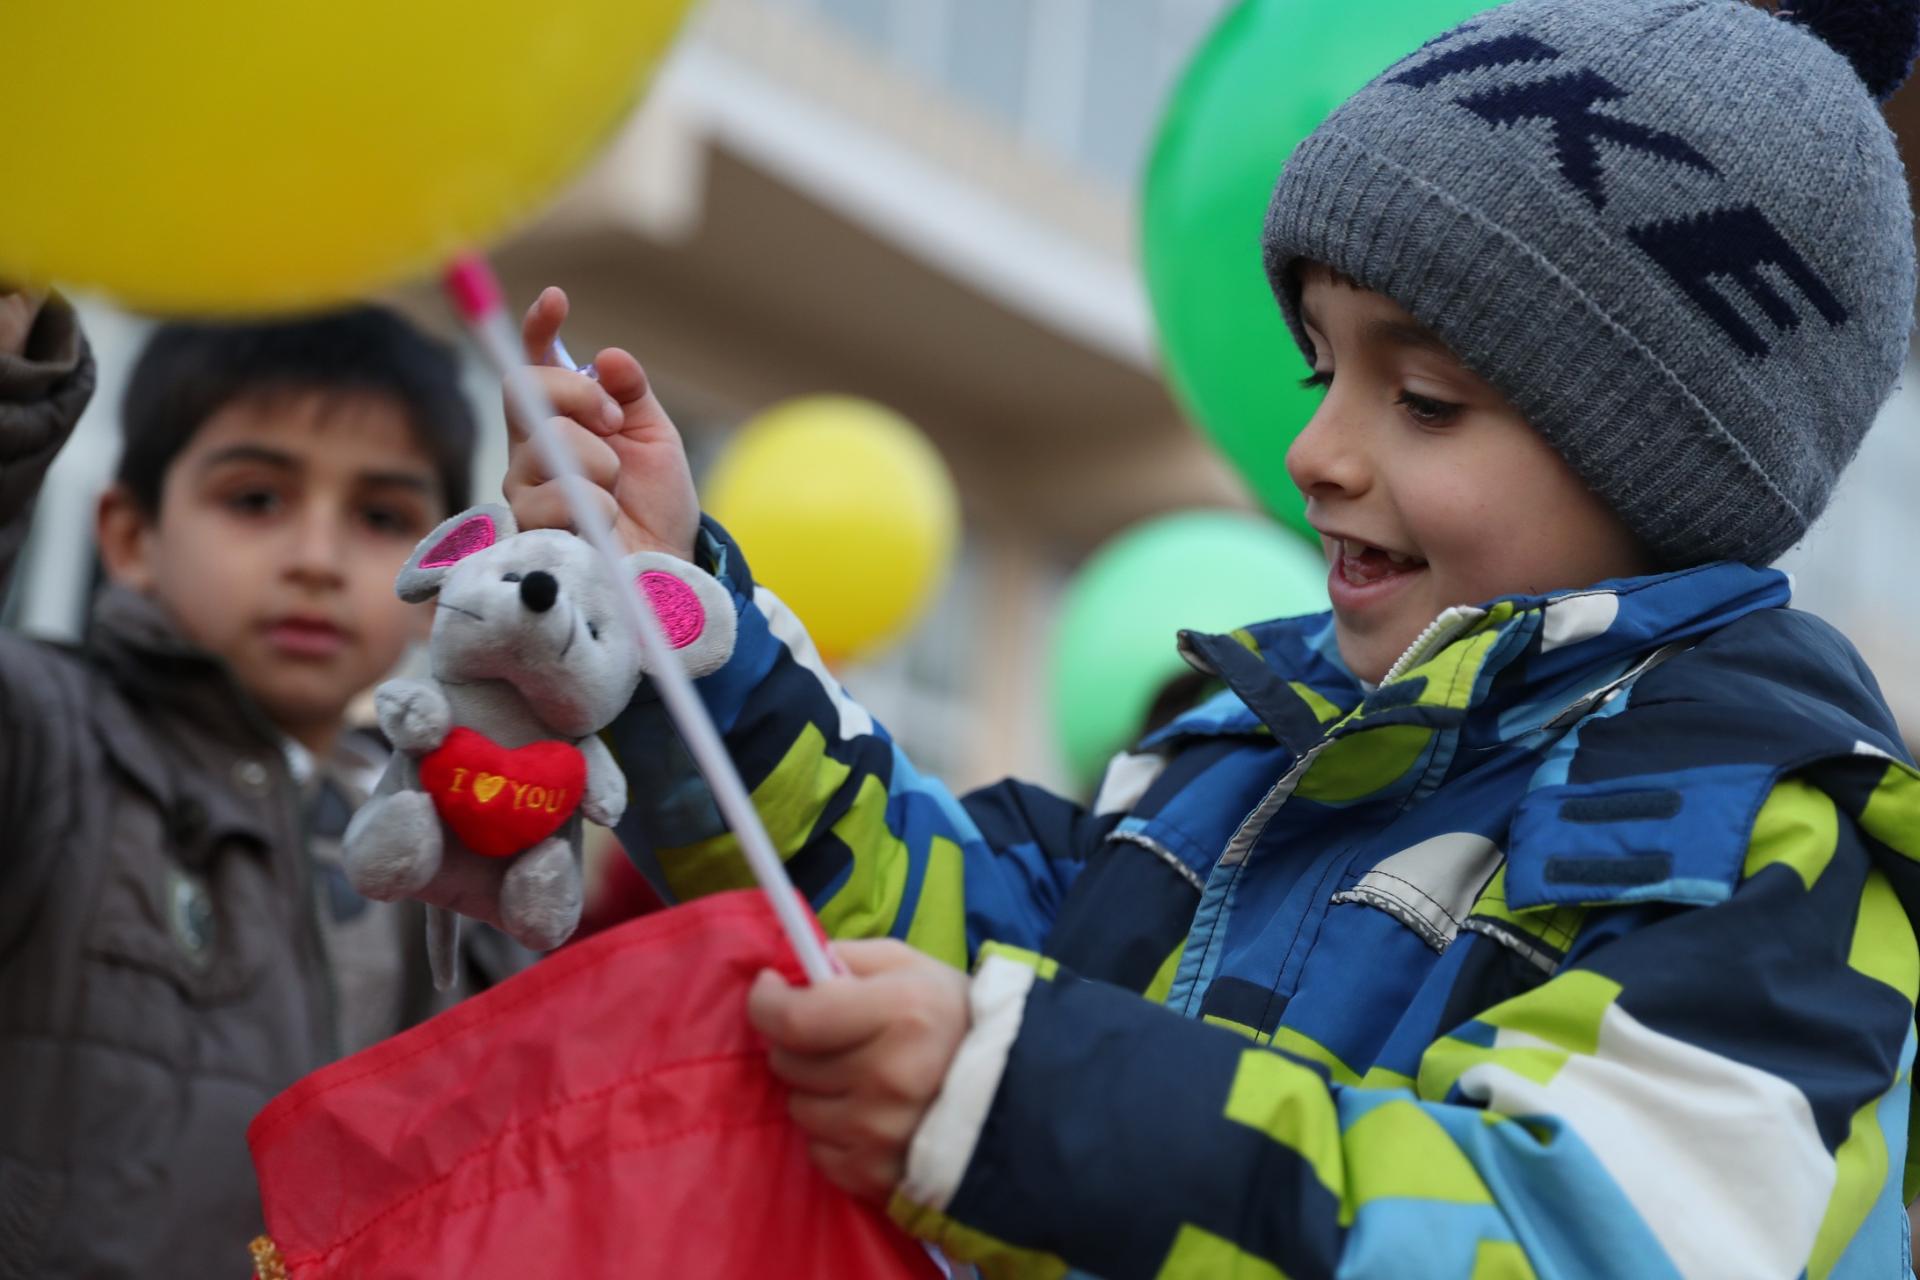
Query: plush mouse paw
627,554,737,680
578,737,628,828
499,836,583,952
344,790,445,900
375,679,453,755
581,775,627,828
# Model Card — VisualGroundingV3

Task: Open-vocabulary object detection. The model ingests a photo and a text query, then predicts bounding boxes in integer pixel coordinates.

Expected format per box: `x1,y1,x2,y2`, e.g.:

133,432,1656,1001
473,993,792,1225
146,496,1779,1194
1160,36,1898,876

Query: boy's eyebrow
1293,301,1456,363
355,469,437,493
1365,318,1456,359
197,443,300,473
197,444,436,492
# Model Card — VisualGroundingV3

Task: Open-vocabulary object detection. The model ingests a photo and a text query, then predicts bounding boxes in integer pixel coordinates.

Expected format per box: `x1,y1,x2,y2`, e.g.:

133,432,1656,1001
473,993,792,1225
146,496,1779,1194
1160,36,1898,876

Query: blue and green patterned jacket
608,521,1920,1280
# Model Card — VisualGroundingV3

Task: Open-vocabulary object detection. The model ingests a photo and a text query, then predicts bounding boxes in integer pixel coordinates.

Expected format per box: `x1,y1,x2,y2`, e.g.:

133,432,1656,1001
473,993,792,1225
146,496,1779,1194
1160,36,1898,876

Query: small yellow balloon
0,1,694,313
706,397,959,664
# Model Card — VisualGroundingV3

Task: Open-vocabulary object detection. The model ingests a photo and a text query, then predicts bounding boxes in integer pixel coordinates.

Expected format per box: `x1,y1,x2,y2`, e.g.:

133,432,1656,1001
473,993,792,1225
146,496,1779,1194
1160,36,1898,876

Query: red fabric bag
248,890,941,1279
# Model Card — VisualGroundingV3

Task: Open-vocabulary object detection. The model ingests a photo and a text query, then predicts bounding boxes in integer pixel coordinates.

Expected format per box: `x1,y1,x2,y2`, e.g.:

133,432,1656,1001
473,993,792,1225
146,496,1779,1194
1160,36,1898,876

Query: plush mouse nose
519,571,558,613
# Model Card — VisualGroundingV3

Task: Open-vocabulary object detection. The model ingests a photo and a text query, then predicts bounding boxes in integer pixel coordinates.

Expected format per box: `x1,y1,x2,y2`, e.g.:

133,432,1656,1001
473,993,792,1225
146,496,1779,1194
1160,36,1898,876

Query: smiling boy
478,0,1920,1274
1292,264,1659,678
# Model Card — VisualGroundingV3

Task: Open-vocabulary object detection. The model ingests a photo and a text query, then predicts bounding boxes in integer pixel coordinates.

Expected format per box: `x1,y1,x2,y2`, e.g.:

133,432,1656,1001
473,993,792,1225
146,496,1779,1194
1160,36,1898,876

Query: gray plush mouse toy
344,504,734,987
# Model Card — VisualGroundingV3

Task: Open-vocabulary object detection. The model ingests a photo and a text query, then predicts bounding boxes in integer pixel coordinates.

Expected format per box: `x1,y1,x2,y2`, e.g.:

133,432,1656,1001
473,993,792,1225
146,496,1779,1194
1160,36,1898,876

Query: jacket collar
1155,562,1792,753
86,585,288,756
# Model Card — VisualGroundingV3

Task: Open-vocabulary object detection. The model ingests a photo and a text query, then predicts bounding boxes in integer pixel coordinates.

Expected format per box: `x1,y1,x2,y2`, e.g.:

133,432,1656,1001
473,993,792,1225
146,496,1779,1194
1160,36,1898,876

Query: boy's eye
360,505,424,538
1396,390,1461,427
1299,369,1334,391
225,488,282,517
587,622,601,642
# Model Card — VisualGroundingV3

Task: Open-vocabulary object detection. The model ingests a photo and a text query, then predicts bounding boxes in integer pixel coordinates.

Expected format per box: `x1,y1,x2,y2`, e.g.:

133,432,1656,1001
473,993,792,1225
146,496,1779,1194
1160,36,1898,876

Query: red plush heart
419,727,587,858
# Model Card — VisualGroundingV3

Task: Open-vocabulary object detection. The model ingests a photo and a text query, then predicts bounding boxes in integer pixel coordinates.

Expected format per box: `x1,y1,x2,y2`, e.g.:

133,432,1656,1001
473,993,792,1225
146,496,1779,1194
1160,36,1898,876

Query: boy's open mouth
1335,538,1427,588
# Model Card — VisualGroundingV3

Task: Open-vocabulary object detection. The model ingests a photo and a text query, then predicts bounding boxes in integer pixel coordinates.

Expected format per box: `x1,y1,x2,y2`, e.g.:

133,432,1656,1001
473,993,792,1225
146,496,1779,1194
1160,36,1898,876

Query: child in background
0,299,521,1277
489,0,1920,1273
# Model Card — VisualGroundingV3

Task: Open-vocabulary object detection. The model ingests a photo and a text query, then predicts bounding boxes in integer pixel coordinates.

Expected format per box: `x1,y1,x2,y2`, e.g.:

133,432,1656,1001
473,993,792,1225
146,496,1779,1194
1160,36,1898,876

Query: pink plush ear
639,571,706,649
420,515,498,568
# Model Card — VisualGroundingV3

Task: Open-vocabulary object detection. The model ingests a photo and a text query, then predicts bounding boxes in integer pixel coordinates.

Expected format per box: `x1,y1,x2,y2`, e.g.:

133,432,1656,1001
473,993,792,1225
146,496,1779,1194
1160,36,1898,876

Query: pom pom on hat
1778,0,1920,100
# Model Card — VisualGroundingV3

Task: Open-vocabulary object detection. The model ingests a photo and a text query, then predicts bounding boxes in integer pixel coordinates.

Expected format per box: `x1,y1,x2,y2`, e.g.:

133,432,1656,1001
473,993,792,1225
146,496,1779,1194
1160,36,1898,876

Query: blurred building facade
481,0,1258,794
9,0,1920,796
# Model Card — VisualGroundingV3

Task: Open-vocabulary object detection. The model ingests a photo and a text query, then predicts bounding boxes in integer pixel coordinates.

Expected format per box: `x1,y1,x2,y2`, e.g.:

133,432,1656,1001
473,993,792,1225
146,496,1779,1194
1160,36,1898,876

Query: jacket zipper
286,766,342,1063
1183,607,1492,1015
1220,605,1488,866
1378,604,1490,686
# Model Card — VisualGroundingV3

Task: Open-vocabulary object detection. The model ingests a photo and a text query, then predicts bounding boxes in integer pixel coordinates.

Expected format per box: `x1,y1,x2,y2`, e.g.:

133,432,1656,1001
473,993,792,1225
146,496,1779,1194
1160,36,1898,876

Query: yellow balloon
706,397,959,664
0,1,693,313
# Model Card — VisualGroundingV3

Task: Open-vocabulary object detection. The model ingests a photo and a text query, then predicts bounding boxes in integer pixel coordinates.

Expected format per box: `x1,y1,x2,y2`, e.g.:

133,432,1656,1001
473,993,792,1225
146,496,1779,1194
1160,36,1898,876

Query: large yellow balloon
0,2,693,313
706,397,959,665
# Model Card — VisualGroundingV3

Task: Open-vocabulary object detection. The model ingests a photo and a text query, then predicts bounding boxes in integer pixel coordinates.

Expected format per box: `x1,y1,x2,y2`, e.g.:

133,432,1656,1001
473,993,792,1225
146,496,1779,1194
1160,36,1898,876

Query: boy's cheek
350,587,434,675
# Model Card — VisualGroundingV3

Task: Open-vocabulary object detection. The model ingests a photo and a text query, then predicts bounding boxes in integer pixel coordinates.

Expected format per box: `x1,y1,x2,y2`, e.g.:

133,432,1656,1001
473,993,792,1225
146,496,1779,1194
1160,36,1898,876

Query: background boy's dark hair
118,305,474,512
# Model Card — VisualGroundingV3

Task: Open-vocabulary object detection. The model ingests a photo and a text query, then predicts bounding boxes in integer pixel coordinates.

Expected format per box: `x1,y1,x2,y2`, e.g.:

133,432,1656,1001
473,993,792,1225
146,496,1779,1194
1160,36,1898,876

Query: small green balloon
1049,510,1329,787
1143,0,1494,539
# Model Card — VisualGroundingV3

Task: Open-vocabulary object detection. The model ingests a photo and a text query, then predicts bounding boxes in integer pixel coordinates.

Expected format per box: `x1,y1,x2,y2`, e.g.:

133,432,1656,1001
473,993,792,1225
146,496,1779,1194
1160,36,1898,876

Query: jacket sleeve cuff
0,296,94,586
600,516,772,856
0,294,83,403
899,945,1052,1213
0,295,90,463
693,514,753,597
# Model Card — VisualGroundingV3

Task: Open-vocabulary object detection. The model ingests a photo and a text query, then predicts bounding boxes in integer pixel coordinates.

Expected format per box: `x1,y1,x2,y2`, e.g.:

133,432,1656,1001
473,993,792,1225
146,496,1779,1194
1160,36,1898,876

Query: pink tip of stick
443,254,504,324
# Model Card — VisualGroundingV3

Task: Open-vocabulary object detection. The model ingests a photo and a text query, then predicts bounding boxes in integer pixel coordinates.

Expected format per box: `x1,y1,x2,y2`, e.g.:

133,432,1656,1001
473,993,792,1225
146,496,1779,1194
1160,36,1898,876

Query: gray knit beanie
1263,0,1920,565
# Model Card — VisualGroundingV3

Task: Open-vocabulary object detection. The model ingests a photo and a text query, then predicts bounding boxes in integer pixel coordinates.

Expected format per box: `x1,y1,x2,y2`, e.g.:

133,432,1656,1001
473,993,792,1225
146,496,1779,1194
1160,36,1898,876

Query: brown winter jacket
0,300,342,1278
0,301,509,1279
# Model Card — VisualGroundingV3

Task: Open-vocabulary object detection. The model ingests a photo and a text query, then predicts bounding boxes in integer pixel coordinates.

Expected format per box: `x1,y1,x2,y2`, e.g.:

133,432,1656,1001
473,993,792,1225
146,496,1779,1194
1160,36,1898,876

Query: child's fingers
829,937,931,978
508,367,623,442
747,968,890,1054
591,347,651,407
785,1089,857,1139
806,1138,898,1204
506,477,620,536
520,286,570,363
506,417,621,492
767,1045,855,1096
0,289,47,359
787,1090,915,1149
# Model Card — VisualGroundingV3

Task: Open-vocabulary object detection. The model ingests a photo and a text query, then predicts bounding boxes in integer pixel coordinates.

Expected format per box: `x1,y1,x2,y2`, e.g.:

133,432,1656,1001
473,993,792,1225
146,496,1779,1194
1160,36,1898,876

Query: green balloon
1049,510,1330,787
1142,0,1493,539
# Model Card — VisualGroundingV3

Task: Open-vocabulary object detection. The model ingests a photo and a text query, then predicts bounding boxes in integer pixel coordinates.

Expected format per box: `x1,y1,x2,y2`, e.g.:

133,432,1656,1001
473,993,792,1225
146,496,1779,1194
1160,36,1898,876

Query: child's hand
0,287,46,358
747,939,970,1203
504,286,700,560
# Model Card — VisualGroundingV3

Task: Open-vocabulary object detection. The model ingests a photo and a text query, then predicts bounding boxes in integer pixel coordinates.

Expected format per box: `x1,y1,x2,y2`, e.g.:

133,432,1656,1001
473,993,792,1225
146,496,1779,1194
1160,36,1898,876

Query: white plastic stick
549,336,596,380
446,258,835,984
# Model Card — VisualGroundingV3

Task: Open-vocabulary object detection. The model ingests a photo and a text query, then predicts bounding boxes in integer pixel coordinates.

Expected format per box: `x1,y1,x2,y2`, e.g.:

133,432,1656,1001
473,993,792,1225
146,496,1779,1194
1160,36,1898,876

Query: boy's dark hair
118,305,474,513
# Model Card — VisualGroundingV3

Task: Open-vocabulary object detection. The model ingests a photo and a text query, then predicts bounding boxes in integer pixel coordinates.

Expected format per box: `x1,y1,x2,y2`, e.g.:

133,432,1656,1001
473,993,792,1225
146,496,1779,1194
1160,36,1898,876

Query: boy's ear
95,484,157,593
396,504,516,602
